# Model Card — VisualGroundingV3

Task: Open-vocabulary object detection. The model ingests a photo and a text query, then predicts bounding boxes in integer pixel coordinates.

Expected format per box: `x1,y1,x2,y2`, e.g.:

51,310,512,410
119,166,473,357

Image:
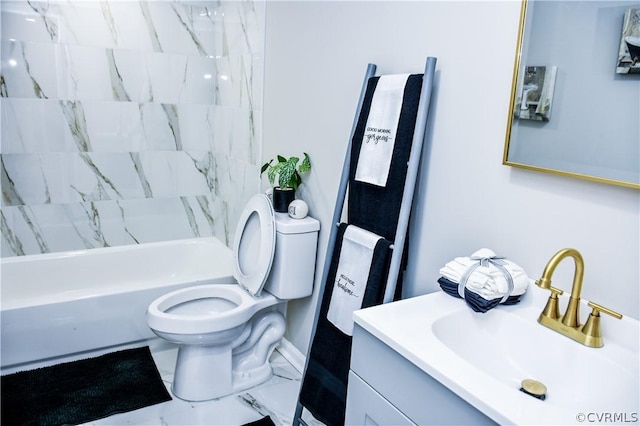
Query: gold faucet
535,248,622,348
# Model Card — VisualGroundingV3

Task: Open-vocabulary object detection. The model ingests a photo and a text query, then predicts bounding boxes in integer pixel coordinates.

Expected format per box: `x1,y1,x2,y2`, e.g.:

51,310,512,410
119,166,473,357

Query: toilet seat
232,194,276,297
146,194,278,335
147,284,277,334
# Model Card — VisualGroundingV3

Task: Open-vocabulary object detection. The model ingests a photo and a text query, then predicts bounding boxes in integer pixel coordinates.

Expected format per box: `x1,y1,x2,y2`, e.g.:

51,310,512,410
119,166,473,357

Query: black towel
348,74,423,242
299,74,423,426
299,224,393,426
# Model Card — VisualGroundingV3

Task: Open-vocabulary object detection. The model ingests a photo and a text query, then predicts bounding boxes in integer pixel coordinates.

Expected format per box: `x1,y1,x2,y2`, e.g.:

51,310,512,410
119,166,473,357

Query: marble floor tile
81,340,314,426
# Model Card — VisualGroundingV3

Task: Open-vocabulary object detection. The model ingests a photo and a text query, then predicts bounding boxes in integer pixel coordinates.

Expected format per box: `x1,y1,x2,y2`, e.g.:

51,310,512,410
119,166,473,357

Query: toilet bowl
146,194,319,401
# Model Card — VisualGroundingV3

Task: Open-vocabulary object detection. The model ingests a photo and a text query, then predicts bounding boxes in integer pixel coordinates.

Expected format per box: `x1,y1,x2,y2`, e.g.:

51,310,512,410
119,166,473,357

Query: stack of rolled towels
438,248,529,313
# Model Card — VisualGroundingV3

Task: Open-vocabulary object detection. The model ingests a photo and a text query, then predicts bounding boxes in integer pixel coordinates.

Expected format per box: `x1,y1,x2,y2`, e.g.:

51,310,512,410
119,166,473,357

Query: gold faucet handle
587,301,623,320
548,286,564,296
540,286,564,320
582,301,622,348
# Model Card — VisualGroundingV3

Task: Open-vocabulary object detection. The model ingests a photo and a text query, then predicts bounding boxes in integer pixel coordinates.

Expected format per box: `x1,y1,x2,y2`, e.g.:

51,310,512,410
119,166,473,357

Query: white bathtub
0,238,234,370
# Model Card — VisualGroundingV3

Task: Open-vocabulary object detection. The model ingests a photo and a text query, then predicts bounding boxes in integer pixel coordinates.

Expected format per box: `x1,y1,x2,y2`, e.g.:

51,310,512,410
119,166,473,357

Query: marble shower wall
1,0,264,256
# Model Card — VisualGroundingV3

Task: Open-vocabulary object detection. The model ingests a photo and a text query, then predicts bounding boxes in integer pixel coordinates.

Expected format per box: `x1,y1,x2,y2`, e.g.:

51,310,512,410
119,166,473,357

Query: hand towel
327,225,383,336
355,74,410,187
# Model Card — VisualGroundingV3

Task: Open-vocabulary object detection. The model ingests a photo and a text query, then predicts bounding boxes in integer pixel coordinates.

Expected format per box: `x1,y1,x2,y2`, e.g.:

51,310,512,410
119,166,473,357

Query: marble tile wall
1,0,264,256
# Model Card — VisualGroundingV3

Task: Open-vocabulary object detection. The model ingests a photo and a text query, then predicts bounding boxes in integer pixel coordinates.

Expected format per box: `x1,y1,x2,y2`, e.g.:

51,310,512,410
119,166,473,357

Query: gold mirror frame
502,0,640,190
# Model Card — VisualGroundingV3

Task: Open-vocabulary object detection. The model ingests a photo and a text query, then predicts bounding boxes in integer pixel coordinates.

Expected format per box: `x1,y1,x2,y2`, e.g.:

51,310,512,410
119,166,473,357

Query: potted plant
261,153,311,212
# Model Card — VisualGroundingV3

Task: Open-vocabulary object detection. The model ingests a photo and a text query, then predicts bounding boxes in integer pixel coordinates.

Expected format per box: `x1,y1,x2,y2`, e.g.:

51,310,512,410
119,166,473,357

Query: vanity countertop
353,284,640,425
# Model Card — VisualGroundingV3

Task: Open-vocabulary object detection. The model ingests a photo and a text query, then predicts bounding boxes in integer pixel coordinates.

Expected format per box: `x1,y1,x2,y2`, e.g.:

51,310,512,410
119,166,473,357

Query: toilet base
170,311,286,402
172,344,234,401
171,345,277,402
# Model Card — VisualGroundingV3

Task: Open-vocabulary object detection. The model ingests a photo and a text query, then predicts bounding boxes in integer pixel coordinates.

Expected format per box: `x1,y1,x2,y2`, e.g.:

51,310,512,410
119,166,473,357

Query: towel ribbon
457,255,515,303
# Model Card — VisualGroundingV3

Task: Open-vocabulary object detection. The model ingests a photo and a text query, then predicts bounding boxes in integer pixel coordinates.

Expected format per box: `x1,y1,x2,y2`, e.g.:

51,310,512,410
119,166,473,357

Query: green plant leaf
277,155,287,163
268,161,283,186
299,152,311,174
292,172,302,190
260,160,272,175
277,157,298,188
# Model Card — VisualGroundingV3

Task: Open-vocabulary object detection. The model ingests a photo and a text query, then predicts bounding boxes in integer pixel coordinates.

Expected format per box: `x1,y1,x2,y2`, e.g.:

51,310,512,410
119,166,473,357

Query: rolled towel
438,248,529,313
439,248,529,300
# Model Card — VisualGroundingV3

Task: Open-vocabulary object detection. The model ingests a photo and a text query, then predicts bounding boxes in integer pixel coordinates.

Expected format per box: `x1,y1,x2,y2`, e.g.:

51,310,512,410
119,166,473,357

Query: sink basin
432,307,637,412
353,284,640,424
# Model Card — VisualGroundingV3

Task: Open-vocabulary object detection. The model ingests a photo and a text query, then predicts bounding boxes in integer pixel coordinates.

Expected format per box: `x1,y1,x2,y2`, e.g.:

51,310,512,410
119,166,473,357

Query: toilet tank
264,213,320,300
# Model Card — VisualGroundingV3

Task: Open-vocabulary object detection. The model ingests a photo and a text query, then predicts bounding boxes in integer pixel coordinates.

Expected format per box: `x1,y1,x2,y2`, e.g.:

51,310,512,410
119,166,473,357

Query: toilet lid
232,194,276,297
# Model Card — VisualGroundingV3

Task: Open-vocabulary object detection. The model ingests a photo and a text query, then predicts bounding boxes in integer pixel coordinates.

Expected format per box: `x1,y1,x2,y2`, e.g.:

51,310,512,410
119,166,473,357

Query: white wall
263,1,640,355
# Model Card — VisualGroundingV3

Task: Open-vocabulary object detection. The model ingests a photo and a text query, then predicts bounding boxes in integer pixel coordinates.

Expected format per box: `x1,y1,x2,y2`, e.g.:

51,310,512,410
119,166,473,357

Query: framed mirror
503,0,640,189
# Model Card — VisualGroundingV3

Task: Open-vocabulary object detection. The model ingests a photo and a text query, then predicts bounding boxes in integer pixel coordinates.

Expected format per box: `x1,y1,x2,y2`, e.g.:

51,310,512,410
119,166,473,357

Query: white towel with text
355,74,409,187
327,226,383,336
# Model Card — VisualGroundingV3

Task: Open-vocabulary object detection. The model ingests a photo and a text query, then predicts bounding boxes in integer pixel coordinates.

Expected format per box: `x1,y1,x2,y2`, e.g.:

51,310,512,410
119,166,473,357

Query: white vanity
345,286,639,425
347,319,494,425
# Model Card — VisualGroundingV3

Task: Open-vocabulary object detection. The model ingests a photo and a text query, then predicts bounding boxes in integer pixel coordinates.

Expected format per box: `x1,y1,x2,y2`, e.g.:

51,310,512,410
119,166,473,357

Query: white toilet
146,194,319,401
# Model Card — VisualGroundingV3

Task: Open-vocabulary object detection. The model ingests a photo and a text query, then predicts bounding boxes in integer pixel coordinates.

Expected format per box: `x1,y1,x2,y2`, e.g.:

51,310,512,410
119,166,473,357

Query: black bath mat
243,417,276,426
1,346,172,426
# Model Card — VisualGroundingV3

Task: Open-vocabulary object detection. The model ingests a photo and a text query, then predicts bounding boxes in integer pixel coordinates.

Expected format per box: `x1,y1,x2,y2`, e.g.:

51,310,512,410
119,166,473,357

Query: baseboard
276,338,306,373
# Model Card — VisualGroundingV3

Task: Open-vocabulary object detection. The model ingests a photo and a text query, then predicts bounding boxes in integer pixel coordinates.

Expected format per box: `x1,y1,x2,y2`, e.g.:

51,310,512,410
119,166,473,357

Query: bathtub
0,238,234,370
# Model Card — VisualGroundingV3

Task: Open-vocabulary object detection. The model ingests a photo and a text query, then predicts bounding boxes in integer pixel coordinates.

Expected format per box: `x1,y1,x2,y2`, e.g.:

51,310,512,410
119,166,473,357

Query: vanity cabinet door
350,324,495,425
346,371,416,426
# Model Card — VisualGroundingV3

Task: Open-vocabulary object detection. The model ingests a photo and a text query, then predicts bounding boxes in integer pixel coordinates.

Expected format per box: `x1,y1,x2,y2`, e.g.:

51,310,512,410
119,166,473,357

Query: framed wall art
616,8,640,74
